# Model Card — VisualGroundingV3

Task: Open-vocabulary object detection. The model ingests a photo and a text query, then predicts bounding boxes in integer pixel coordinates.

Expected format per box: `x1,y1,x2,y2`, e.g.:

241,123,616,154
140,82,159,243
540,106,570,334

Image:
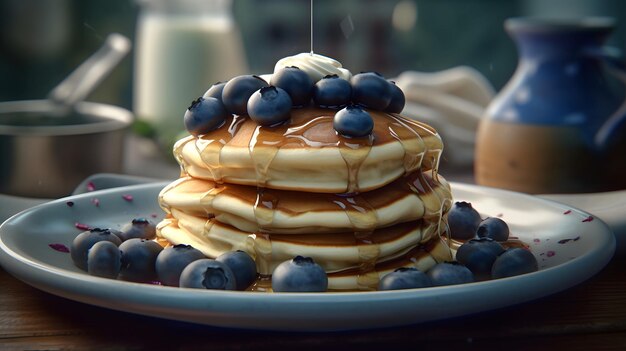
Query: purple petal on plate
75,222,92,231
49,243,70,253
582,216,594,222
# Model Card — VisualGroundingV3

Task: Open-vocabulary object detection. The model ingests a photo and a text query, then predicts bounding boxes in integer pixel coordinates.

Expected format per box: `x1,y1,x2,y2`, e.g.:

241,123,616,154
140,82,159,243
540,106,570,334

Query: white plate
0,182,615,331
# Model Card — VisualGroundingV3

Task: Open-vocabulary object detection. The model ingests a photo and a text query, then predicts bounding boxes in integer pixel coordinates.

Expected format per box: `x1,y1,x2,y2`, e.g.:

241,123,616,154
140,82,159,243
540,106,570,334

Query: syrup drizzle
387,114,426,174
335,124,378,290
173,137,193,176
337,134,373,194
392,114,442,172
284,116,337,147
249,125,283,188
310,0,314,55
246,232,273,275
333,193,380,289
195,115,246,184
200,183,225,218
253,188,279,230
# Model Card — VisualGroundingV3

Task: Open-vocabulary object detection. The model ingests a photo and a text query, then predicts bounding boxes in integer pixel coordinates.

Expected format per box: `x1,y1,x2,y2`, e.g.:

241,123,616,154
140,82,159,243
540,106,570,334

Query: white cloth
394,66,495,168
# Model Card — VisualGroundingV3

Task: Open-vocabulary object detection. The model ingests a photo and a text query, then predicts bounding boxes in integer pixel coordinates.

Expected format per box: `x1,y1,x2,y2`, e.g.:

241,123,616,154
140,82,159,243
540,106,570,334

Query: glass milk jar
134,0,248,149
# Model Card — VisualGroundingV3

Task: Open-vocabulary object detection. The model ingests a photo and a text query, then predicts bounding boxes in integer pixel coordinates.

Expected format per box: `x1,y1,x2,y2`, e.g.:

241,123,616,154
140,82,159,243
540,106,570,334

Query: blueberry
456,237,505,281
477,217,510,242
270,66,313,107
378,267,432,290
272,256,328,292
385,81,405,113
492,248,538,279
222,75,269,115
155,244,206,286
426,262,474,286
351,72,392,110
179,259,237,290
333,105,374,138
184,97,229,136
71,228,122,271
202,81,227,100
118,238,163,282
118,218,156,241
247,86,292,126
312,74,352,108
87,241,121,279
448,201,482,240
216,250,257,291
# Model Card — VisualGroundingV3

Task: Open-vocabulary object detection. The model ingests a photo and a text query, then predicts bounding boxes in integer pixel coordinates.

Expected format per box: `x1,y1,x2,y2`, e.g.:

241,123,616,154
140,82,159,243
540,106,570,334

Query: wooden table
1,252,626,350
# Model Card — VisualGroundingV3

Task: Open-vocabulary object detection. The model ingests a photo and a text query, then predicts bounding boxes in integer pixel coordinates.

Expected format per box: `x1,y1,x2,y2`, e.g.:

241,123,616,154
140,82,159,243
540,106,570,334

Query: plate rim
0,181,616,331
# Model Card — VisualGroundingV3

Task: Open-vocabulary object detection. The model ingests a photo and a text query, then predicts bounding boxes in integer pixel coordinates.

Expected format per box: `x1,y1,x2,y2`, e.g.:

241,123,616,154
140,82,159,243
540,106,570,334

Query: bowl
0,99,133,198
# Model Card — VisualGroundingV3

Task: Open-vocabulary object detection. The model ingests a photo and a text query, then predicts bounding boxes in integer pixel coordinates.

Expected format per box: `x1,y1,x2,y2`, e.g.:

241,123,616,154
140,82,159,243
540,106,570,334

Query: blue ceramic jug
476,17,626,194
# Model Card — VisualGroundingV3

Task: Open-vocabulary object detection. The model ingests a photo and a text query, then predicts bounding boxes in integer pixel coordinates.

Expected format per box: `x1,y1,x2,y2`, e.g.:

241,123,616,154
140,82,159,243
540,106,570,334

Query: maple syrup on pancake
194,114,246,183
176,108,449,290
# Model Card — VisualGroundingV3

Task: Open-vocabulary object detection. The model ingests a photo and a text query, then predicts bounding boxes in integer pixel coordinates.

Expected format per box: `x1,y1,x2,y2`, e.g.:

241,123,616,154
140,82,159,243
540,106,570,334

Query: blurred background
1,0,626,181
2,0,625,109
0,0,626,108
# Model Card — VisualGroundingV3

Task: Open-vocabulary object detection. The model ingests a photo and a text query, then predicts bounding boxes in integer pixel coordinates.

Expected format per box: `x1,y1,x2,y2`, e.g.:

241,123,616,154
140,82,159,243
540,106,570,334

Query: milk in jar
134,0,248,149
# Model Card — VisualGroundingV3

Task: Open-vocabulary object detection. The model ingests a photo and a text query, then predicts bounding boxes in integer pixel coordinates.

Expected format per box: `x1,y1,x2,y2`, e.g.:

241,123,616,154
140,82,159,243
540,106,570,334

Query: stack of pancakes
157,106,453,291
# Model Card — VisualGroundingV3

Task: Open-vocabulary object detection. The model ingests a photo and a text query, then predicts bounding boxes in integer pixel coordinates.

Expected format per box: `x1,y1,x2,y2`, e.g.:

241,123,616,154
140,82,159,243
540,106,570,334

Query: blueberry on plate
456,237,505,281
71,228,122,271
333,105,374,138
118,218,156,241
477,217,510,242
216,250,257,291
87,241,121,279
491,248,538,279
448,201,482,240
426,262,474,286
118,238,163,282
312,74,352,108
378,267,433,290
272,256,328,292
179,259,237,290
351,72,392,110
270,66,313,107
155,244,206,286
222,75,269,115
385,81,406,113
247,86,292,126
202,81,227,100
184,97,229,136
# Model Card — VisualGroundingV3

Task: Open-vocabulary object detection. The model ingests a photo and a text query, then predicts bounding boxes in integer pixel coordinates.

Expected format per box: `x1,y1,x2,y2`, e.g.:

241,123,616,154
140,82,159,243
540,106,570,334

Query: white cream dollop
274,53,352,83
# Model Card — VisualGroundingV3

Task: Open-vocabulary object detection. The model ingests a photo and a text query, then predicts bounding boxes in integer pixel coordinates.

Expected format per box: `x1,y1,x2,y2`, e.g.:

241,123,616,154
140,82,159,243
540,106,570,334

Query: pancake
156,209,446,276
325,239,453,291
173,107,443,193
158,171,452,234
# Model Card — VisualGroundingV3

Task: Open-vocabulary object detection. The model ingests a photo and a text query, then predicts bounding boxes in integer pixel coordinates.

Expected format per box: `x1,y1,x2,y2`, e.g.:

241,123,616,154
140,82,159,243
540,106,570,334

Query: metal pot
0,99,133,198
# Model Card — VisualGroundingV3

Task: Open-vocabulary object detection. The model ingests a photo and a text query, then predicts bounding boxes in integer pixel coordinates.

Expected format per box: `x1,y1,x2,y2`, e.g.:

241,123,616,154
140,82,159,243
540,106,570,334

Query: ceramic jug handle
584,46,626,148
